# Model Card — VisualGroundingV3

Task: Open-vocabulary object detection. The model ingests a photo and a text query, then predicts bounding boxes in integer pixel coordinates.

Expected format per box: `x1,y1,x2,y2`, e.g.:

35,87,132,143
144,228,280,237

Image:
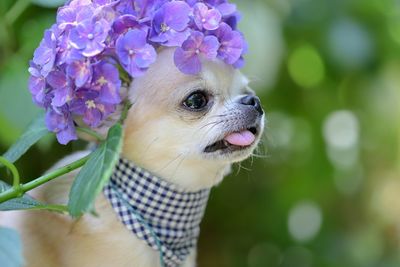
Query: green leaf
68,123,123,217
0,227,24,267
0,181,43,211
30,0,66,8
0,181,67,212
2,112,48,163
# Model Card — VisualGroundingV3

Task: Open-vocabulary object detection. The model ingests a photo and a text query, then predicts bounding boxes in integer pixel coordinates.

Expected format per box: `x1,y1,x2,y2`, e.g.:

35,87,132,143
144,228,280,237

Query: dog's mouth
204,127,258,153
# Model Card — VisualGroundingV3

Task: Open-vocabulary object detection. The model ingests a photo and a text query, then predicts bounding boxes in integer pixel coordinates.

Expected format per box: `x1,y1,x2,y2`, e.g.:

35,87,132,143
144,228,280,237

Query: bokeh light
327,18,374,70
288,44,325,88
288,201,323,243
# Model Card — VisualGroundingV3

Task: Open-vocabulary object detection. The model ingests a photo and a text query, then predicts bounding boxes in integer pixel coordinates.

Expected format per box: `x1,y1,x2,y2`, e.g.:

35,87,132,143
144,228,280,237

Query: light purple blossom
28,63,48,107
150,1,191,46
223,10,241,30
112,15,142,35
33,27,58,76
216,3,235,16
116,29,157,77
69,18,111,57
92,61,121,104
193,3,221,31
70,89,116,128
233,38,247,68
187,0,227,7
46,108,77,145
134,0,167,19
213,22,243,64
66,59,93,87
47,70,74,107
174,31,219,75
68,0,92,8
57,7,77,30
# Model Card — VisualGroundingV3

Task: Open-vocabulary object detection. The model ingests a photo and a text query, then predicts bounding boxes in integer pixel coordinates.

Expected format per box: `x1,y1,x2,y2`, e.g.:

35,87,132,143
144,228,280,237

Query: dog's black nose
240,95,263,115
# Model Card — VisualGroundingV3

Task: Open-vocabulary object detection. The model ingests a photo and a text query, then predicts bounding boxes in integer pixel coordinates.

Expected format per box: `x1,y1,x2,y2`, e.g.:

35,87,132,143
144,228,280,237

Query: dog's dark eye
183,91,208,110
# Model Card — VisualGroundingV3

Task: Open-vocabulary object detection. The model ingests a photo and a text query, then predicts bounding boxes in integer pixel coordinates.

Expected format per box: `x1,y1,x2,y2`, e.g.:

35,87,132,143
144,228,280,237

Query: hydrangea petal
67,60,93,87
45,109,77,145
217,3,236,16
47,70,68,89
174,47,202,75
93,62,122,104
163,1,191,31
200,35,219,59
52,86,74,107
134,44,158,68
193,3,221,30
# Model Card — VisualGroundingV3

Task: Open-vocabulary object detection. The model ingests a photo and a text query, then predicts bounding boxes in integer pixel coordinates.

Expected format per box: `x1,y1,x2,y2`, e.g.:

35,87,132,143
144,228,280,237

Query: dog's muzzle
203,94,264,154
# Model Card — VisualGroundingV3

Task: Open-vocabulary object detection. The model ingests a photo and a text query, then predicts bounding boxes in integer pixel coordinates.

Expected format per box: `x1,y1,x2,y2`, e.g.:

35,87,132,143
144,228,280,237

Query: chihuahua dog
1,47,264,267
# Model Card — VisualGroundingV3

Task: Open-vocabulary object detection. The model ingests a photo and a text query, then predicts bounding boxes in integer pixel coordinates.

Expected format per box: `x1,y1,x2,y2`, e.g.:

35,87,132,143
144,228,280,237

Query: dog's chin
202,125,262,163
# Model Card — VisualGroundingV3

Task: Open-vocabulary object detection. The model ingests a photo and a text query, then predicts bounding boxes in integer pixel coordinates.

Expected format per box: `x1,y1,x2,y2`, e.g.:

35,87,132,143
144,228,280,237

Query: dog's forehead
200,60,249,95
130,48,249,103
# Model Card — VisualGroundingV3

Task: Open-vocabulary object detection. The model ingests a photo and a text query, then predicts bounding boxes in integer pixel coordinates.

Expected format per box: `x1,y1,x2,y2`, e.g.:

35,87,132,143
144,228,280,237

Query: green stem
76,127,104,142
119,101,132,124
5,0,30,25
0,155,90,204
0,156,20,190
32,204,69,213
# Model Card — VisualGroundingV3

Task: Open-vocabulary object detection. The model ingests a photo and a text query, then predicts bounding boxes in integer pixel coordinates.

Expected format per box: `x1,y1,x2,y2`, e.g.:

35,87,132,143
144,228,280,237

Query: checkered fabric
103,158,211,267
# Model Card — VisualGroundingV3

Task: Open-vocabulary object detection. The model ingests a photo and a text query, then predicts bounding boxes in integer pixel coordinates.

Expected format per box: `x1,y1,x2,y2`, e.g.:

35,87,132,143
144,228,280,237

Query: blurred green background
1,0,400,266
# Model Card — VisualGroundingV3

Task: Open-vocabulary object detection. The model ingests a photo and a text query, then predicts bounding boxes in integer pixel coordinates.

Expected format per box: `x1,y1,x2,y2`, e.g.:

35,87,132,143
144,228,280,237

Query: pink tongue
224,130,255,147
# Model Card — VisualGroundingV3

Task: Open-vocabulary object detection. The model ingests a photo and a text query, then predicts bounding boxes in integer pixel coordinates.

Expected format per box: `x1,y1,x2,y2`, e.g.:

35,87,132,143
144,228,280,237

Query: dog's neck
103,157,211,267
121,150,231,191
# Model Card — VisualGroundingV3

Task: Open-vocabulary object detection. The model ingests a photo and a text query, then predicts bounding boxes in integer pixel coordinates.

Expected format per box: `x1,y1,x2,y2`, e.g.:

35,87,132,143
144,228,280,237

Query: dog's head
122,48,264,190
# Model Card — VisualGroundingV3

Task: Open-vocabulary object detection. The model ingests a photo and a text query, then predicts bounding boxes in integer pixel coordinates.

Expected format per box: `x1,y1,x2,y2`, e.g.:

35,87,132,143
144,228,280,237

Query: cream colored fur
0,48,264,267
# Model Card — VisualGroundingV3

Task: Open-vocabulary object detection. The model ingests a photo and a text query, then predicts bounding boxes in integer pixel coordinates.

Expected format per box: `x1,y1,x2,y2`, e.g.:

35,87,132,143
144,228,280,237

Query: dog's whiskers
171,154,187,178
199,120,227,145
141,137,160,162
198,119,225,130
156,153,184,173
250,153,268,159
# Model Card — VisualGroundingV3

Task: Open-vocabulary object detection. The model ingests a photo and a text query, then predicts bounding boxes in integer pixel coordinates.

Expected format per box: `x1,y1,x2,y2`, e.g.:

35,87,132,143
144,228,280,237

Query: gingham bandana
103,158,211,267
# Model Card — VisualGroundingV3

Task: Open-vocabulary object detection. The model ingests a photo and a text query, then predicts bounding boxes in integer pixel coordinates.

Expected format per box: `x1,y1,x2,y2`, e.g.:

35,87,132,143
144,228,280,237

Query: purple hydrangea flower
134,0,167,19
115,0,135,14
217,3,236,17
69,18,111,57
33,27,58,76
150,1,191,46
187,0,227,7
92,61,121,104
68,0,92,8
233,38,247,68
57,7,77,30
47,70,74,108
70,89,116,127
174,31,219,75
66,59,93,87
28,63,48,107
223,10,241,30
57,5,95,30
193,3,222,31
56,34,83,66
112,14,142,35
116,29,157,77
46,108,77,145
213,23,243,64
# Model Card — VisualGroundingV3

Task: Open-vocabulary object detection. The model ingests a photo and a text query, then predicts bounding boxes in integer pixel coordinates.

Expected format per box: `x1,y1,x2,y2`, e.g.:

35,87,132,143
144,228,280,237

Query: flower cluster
29,0,247,144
